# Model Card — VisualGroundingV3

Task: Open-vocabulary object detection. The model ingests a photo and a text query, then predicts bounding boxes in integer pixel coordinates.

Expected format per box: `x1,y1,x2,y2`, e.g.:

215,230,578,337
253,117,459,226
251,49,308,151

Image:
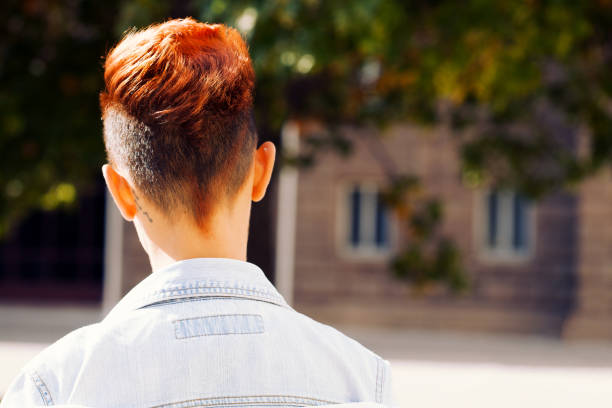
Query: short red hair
100,18,256,225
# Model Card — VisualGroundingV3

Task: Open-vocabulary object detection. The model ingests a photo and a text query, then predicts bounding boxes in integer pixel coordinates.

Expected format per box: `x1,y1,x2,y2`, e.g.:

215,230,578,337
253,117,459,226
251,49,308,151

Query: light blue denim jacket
1,258,394,407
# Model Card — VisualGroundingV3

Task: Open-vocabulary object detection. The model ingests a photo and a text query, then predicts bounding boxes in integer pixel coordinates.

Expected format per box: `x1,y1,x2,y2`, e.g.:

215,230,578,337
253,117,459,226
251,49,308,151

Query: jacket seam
155,402,309,408
137,287,287,309
150,395,338,408
375,358,384,403
173,313,264,324
30,371,54,406
140,294,288,310
151,284,280,301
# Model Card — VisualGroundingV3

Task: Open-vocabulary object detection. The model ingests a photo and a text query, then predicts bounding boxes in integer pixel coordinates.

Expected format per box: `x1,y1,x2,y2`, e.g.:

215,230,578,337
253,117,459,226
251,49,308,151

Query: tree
0,0,121,233
3,0,612,291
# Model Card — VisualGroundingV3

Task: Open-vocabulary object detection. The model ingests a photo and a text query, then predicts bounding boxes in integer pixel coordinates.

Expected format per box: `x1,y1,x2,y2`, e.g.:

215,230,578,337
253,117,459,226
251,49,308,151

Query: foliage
4,0,612,291
0,0,120,234
383,176,468,293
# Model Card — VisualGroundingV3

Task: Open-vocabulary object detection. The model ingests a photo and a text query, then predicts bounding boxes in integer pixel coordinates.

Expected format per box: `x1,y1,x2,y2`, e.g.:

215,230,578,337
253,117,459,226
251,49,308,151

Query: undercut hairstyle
100,18,257,226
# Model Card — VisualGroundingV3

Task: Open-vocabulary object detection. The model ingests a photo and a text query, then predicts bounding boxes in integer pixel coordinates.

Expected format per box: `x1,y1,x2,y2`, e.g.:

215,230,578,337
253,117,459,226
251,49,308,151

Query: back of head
100,18,256,226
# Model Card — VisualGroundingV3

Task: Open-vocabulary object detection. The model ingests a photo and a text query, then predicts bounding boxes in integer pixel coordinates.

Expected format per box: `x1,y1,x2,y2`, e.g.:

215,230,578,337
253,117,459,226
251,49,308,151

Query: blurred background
3,0,612,406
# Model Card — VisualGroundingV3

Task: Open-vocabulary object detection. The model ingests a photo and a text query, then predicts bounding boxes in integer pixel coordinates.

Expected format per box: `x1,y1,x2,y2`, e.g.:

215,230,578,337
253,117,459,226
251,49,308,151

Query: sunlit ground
2,308,612,407
0,341,47,395
390,360,612,407
343,326,612,408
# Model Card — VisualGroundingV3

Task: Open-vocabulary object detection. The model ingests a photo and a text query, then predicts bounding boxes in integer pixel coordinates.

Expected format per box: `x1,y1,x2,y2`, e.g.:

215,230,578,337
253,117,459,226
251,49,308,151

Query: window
343,184,390,255
0,181,105,302
481,189,534,259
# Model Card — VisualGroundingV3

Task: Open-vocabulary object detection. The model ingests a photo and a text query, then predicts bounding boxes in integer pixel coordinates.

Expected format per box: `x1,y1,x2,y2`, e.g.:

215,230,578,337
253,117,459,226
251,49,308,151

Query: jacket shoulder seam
30,371,54,406
375,357,384,403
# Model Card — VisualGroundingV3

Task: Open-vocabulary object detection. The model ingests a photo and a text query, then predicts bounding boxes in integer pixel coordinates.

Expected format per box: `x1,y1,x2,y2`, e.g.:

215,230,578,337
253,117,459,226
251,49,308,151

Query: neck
133,199,252,272
146,229,248,272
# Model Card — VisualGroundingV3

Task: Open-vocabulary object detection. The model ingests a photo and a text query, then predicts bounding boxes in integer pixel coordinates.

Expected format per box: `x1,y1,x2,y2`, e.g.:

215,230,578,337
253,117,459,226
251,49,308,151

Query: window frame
336,181,395,261
474,189,536,263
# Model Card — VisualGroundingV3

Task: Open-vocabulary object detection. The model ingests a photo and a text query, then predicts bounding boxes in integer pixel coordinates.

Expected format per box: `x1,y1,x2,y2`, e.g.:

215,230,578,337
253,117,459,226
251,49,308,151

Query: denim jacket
1,258,394,407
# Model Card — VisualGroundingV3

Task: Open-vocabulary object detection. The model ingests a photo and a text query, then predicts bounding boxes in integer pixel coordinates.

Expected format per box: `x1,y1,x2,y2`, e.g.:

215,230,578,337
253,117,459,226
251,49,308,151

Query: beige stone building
287,123,612,339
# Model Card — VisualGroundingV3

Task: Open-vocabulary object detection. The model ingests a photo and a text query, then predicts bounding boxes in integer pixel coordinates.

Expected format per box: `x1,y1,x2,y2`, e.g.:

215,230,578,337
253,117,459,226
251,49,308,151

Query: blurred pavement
2,306,612,407
0,304,101,395
340,326,612,408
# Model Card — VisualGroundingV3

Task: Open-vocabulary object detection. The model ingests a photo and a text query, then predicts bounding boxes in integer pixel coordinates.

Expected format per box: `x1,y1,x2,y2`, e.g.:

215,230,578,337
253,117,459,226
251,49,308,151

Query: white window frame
336,181,394,261
474,189,536,263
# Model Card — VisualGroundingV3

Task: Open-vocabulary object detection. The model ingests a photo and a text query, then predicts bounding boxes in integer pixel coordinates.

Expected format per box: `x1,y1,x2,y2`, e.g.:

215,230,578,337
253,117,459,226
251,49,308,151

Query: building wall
293,124,578,336
564,168,612,339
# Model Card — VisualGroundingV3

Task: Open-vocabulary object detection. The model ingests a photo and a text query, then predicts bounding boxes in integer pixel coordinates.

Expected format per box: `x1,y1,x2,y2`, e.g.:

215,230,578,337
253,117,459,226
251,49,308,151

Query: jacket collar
104,258,288,322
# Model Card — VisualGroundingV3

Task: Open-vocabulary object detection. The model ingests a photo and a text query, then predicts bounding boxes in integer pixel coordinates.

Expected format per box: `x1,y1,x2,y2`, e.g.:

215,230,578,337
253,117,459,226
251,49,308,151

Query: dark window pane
54,262,74,282
57,211,79,247
487,191,498,248
350,187,361,247
19,213,43,247
0,181,105,302
20,260,42,282
375,194,388,248
513,194,527,250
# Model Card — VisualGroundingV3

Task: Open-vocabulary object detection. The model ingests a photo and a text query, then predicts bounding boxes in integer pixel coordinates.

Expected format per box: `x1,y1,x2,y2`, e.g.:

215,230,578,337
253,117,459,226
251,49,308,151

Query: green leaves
0,0,117,233
392,238,467,294
382,176,468,293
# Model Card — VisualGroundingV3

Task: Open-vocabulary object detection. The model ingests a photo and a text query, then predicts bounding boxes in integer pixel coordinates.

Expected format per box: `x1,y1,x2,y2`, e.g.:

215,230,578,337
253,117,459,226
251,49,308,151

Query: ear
102,164,137,221
252,141,276,202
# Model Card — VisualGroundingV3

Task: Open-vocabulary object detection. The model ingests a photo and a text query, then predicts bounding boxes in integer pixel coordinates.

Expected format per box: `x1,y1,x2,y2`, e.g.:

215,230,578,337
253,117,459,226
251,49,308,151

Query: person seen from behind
0,18,395,408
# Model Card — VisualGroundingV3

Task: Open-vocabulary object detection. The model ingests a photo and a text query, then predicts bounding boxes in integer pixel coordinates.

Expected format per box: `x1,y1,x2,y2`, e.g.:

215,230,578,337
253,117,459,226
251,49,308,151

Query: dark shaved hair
100,18,257,226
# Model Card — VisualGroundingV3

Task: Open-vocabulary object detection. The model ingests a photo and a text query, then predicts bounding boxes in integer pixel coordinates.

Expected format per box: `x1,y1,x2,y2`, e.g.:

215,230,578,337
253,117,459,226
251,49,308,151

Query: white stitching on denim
156,401,306,408
375,358,383,403
152,282,279,299
150,395,337,408
31,371,54,406
380,360,386,404
136,284,287,310
140,293,287,311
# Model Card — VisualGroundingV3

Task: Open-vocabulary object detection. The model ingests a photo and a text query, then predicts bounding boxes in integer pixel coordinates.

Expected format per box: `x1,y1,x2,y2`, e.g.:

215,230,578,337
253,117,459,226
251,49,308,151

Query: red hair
100,18,257,225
